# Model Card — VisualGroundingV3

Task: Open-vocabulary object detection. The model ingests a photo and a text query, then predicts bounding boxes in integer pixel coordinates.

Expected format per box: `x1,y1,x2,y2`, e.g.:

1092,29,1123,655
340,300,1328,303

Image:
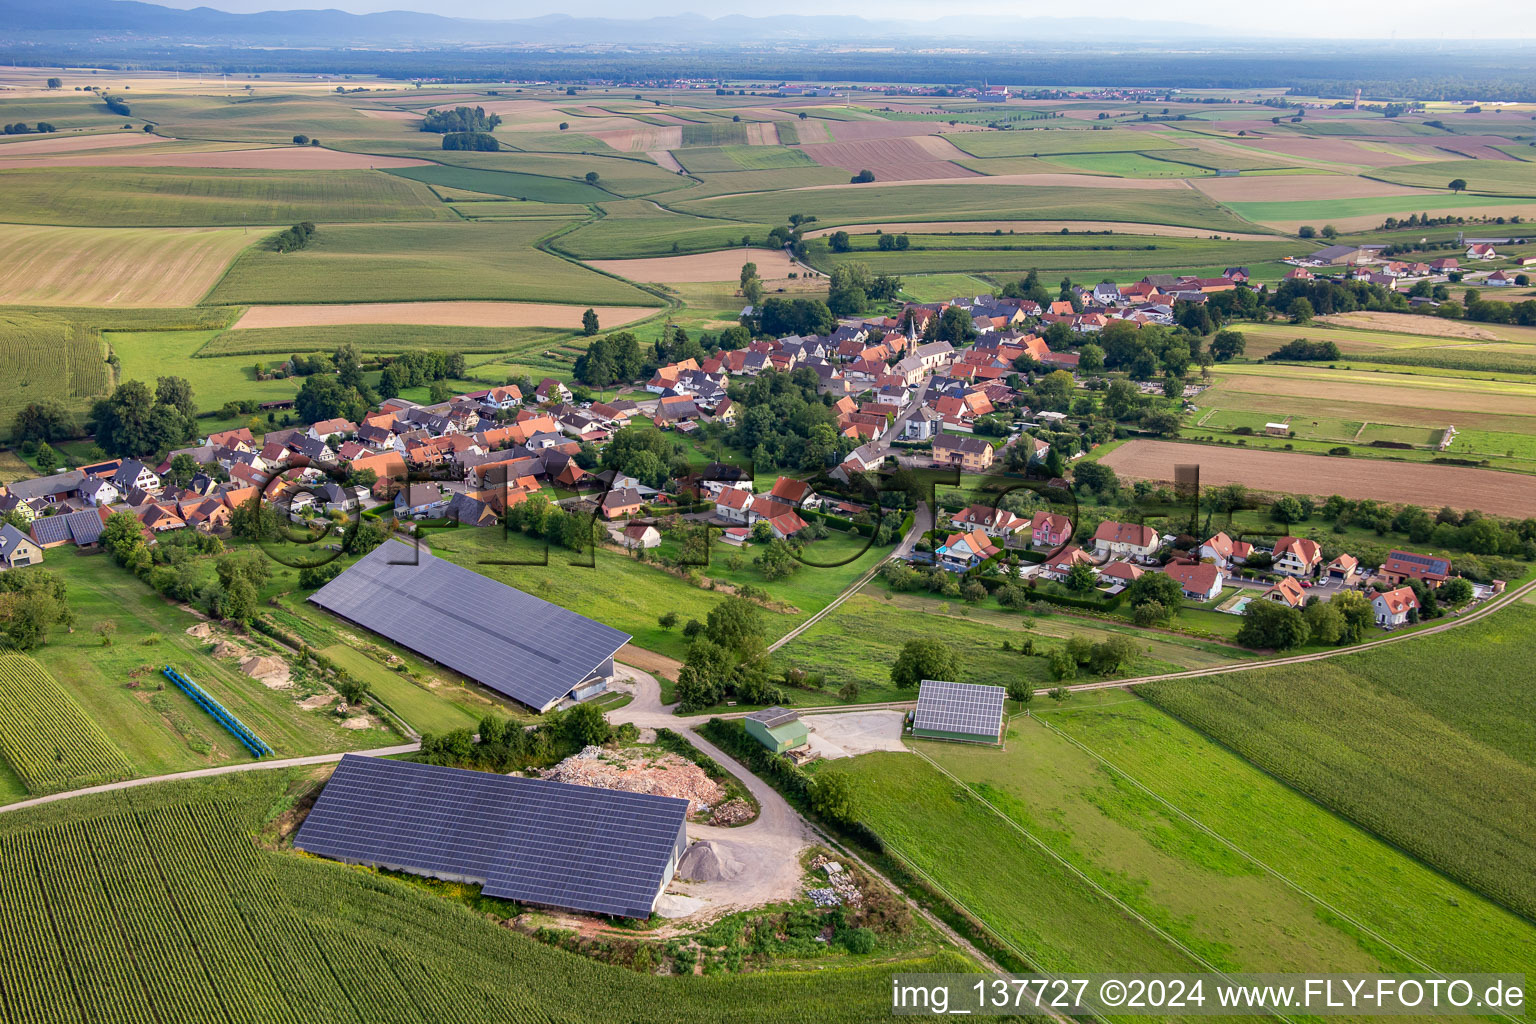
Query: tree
1077,343,1105,374
1297,225,1317,239
828,230,851,252
1211,330,1246,362
753,539,800,581
292,134,309,145
95,620,117,646
222,577,258,627
581,308,599,336
1236,599,1310,650
890,638,958,689
1006,679,1034,704
169,452,198,487
675,637,733,711
850,169,875,183
33,442,57,472
1449,178,1467,193
807,771,857,824
584,171,600,185
1126,572,1184,611
1270,495,1305,524
12,400,72,443
46,78,62,89
229,496,279,541
1320,224,1338,239
560,702,609,746
156,376,197,422
1439,576,1474,607
1065,562,1098,593
1302,598,1344,645
934,306,977,343
1288,297,1315,324
705,595,764,657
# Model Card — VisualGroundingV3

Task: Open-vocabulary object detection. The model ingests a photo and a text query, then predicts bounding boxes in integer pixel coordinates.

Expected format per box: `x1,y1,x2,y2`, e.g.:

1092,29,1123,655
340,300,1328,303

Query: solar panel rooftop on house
294,755,689,918
64,509,105,546
28,516,72,547
308,539,631,710
913,680,1006,741
1388,551,1450,573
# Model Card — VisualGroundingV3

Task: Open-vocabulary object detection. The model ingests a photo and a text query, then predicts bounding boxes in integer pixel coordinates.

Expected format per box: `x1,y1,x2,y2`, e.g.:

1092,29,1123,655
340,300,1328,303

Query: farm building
911,680,1006,745
744,707,809,753
295,755,688,919
308,539,630,711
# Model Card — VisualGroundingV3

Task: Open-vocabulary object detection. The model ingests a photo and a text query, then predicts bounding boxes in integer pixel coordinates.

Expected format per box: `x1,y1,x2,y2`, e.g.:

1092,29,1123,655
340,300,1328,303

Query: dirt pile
540,746,725,814
239,655,291,689
708,798,754,826
185,623,213,639
211,641,244,659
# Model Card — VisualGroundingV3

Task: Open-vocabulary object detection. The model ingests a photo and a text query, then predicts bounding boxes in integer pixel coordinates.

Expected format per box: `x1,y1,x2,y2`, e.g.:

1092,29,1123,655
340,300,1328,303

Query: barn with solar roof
910,680,1006,745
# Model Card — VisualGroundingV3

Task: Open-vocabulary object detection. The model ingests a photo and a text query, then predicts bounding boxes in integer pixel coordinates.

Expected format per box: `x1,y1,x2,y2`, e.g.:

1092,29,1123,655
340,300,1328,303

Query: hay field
585,248,797,283
0,145,430,171
1370,159,1536,197
230,301,658,330
1190,173,1434,202
1210,363,1536,418
0,224,262,306
0,133,168,156
0,167,451,226
947,130,1188,158
1100,440,1536,518
205,220,658,306
1222,193,1536,232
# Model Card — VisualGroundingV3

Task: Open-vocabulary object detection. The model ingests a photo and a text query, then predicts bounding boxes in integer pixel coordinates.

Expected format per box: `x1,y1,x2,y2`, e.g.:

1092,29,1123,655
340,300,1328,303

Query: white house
1200,531,1253,570
1091,521,1160,561
1373,586,1420,627
714,486,753,524
109,460,161,495
1272,536,1322,577
1162,562,1225,602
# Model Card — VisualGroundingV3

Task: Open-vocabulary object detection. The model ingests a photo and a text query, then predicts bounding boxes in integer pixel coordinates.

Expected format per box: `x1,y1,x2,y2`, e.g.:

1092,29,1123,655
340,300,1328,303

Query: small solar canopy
308,539,631,711
294,755,689,918
911,680,1006,744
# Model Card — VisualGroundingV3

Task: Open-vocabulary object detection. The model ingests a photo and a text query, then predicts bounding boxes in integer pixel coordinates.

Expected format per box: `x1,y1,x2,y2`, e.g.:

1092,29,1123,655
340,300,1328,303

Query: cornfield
0,783,972,1023
0,653,130,794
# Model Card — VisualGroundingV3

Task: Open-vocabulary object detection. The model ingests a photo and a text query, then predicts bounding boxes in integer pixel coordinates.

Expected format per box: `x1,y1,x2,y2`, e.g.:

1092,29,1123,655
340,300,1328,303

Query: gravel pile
808,854,862,907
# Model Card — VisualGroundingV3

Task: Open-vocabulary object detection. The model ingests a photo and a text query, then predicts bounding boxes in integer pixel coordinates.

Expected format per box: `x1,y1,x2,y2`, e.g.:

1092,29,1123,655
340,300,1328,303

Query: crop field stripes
1029,713,1468,986
0,654,131,794
907,744,1298,1024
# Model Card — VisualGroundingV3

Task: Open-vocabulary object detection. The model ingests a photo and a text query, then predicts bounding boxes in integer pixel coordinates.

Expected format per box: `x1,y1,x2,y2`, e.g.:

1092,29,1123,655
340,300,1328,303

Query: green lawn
810,236,1295,277
319,644,481,735
0,167,451,226
204,220,658,306
106,330,304,408
556,199,776,259
1141,601,1536,921
1225,192,1536,225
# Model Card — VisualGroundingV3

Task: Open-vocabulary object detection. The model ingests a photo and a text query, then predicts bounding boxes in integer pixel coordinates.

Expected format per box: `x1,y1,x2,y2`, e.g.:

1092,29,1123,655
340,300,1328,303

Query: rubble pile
708,798,754,826
807,855,862,908
540,746,726,814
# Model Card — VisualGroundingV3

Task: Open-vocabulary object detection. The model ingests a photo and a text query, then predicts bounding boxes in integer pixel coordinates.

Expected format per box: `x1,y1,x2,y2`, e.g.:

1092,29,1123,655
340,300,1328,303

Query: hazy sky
154,0,1536,38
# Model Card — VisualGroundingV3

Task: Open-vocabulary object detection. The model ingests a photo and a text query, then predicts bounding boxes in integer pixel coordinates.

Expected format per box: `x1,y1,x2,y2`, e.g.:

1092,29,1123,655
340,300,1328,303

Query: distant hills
1,0,1235,48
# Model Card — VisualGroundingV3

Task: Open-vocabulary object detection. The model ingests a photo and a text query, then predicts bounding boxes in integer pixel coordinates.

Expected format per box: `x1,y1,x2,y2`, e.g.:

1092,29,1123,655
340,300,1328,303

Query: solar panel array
294,755,689,918
28,509,106,548
308,539,632,710
1388,550,1450,574
913,680,1006,740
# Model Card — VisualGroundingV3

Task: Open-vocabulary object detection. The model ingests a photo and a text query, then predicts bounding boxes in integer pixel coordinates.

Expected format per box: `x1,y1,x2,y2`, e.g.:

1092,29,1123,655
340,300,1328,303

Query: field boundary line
909,745,1295,1024
1028,713,1491,989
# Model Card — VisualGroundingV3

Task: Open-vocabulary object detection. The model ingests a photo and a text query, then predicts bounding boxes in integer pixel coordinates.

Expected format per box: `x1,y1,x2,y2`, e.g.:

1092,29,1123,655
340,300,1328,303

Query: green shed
743,707,808,754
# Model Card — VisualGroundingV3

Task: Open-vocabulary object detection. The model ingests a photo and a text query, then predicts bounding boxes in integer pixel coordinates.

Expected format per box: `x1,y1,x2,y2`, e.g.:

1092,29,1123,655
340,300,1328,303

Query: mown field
556,199,775,259
945,131,1191,158
0,654,131,795
0,167,451,226
828,687,1536,984
204,220,658,306
106,329,302,409
384,164,613,204
1141,600,1536,921
0,223,263,307
678,184,1264,233
771,590,1240,706
1370,159,1536,196
810,234,1294,277
0,771,963,1024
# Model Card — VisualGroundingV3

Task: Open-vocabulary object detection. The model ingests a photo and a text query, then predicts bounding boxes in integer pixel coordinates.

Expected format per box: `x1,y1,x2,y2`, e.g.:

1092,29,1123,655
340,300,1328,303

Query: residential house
931,433,995,472
1200,531,1253,569
0,494,35,525
1373,586,1420,627
765,510,809,540
769,477,819,509
1040,545,1095,582
1091,521,1160,561
600,487,646,520
1262,576,1307,609
1272,536,1322,577
618,523,661,550
951,504,1027,538
714,486,753,524
1030,511,1073,549
394,484,449,518
936,529,999,572
80,478,120,507
1466,243,1498,260
206,427,256,450
0,524,44,568
1098,560,1144,588
184,498,232,533
140,504,186,533
1379,550,1451,589
1429,257,1459,273
307,418,357,442
110,460,161,496
1486,270,1515,286
1162,562,1225,602
479,386,523,413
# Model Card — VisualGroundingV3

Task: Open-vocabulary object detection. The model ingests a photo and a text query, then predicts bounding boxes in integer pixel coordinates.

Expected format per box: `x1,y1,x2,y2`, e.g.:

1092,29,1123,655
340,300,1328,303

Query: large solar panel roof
29,516,72,547
294,755,689,918
913,680,1006,739
64,509,105,546
1388,550,1450,572
309,540,631,710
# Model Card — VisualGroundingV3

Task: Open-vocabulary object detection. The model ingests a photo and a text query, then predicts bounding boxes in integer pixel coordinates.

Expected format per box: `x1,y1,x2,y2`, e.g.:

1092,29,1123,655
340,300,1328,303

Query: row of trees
270,221,316,254
420,106,500,134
